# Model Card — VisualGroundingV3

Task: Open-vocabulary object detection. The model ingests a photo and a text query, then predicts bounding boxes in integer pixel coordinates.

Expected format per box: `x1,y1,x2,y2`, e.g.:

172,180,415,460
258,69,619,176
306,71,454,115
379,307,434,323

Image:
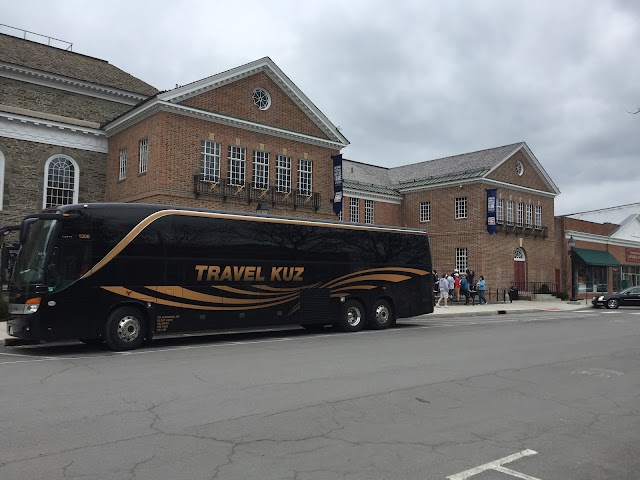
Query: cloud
3,0,639,214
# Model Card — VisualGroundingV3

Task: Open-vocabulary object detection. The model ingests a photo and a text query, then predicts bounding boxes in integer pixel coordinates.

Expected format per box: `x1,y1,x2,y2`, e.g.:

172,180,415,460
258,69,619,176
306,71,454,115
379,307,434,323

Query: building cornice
343,187,402,204
0,62,149,106
0,111,107,153
397,177,557,197
565,230,640,249
105,99,346,150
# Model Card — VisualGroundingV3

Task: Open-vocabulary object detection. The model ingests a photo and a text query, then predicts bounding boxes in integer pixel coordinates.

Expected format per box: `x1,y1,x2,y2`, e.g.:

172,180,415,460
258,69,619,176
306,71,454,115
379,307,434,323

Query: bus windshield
11,219,59,286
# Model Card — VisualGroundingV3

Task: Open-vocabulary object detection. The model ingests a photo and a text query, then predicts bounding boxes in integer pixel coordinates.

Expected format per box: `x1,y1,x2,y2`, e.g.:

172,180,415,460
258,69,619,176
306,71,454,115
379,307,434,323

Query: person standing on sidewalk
477,276,487,304
436,273,450,308
460,273,470,305
453,273,461,302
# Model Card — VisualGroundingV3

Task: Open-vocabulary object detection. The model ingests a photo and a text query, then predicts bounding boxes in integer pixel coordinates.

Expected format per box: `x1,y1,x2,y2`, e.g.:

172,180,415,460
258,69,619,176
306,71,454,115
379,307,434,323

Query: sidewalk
0,299,591,347
427,298,589,317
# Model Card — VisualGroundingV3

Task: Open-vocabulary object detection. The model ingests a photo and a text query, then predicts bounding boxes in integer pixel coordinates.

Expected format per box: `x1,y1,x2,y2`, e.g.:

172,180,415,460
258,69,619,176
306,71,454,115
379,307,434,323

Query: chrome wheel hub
346,306,362,327
117,315,141,343
375,304,389,324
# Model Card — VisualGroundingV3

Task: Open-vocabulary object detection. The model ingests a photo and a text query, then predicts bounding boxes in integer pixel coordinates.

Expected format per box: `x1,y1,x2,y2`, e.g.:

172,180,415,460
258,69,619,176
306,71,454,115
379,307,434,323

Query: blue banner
332,154,343,216
487,189,497,234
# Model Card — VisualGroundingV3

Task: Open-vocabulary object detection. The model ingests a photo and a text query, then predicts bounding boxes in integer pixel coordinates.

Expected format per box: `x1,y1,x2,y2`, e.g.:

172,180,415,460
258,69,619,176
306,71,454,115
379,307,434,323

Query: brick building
342,143,561,299
0,32,157,225
557,203,640,299
7,30,635,302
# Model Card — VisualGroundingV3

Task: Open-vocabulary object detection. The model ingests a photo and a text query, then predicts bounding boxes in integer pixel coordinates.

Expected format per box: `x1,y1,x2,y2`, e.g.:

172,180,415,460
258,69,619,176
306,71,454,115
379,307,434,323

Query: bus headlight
25,303,40,314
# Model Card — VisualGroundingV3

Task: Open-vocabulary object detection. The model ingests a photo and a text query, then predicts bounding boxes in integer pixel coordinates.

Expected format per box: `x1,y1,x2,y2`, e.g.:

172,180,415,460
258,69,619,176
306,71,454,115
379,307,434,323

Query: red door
514,261,526,291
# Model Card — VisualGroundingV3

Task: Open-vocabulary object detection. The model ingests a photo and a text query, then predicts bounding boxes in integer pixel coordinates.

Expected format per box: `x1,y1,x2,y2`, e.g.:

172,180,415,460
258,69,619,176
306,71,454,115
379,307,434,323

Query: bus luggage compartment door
299,288,335,325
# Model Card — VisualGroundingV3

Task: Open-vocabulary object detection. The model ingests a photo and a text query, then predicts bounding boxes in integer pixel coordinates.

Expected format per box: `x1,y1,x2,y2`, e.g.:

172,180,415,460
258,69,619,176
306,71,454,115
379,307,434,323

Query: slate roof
343,143,529,194
0,33,158,96
389,142,524,186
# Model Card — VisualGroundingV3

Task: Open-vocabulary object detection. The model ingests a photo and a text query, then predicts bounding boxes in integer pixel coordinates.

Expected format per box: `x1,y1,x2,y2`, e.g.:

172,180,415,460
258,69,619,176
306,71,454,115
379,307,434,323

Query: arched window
514,247,526,261
0,149,5,210
43,155,79,208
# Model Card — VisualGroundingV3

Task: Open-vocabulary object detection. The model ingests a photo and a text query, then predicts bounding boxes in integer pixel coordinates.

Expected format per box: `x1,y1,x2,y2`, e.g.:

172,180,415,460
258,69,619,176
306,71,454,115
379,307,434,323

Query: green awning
573,248,621,267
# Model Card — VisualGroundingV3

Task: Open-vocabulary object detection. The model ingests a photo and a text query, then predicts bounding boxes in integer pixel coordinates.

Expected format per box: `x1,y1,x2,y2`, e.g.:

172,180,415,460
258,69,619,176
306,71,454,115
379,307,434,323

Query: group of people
432,268,487,308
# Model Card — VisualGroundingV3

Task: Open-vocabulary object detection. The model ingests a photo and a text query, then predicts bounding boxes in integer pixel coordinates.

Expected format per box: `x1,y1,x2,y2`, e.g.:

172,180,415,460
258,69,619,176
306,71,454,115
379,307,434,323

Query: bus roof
49,202,429,236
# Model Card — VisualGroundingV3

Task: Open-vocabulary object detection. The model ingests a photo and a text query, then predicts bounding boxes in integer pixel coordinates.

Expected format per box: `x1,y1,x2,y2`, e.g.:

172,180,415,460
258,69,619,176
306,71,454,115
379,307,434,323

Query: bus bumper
7,315,44,340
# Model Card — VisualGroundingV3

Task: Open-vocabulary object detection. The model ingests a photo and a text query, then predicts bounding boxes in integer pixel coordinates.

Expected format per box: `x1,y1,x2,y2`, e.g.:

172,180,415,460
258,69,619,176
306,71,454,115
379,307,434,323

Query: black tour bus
6,203,433,350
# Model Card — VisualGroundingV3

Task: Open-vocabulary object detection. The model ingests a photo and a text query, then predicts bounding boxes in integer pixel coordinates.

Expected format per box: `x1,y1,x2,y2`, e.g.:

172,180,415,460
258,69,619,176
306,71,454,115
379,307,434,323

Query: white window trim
496,198,504,223
350,197,359,223
420,201,431,222
364,199,374,225
228,146,246,186
119,148,127,181
139,139,148,174
507,200,514,225
201,140,221,181
455,197,467,219
455,247,468,272
42,154,80,208
276,155,291,193
298,159,312,195
253,150,270,189
517,202,524,227
535,205,542,229
526,203,533,228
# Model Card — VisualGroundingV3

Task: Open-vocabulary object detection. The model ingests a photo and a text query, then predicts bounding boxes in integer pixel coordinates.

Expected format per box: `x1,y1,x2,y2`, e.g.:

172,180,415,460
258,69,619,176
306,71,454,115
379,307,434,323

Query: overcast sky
3,0,639,215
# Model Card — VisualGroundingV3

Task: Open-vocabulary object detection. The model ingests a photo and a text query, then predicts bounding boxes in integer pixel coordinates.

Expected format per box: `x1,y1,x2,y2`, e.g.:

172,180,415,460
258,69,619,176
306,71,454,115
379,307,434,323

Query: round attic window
252,88,271,110
516,160,524,176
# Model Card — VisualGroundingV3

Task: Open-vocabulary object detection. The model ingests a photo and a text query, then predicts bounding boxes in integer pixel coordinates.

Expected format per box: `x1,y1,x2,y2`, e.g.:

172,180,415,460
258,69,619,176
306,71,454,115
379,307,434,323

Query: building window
364,199,374,225
350,197,359,223
298,159,312,195
276,155,291,193
118,148,127,181
228,146,246,186
496,198,504,224
43,155,79,208
526,203,533,228
201,140,221,181
252,88,271,110
535,205,542,229
455,197,467,219
456,247,468,272
253,150,269,189
517,202,524,227
420,201,431,222
139,139,148,174
338,209,343,221
507,200,514,225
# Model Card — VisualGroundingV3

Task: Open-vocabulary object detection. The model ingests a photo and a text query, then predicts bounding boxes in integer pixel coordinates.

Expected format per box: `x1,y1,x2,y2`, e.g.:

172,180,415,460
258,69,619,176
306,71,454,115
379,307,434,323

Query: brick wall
341,196,401,226
488,150,552,192
180,72,330,140
106,111,339,218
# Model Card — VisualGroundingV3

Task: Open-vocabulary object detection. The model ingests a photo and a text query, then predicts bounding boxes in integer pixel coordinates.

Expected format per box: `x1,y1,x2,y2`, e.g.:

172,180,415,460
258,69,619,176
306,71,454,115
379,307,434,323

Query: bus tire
104,306,146,351
369,299,394,330
335,300,365,332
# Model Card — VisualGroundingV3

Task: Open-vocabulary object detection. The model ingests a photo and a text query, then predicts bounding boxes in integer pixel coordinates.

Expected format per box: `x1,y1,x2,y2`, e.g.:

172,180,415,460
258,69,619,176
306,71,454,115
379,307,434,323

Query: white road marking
447,449,539,480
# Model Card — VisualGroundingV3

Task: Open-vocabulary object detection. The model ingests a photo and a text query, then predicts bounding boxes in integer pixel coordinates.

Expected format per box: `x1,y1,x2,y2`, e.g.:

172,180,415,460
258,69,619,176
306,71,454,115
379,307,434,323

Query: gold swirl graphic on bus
100,268,430,312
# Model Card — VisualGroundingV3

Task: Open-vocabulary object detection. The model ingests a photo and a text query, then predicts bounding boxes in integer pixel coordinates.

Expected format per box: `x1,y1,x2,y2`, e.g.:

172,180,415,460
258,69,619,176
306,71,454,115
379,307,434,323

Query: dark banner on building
486,189,497,234
332,154,343,216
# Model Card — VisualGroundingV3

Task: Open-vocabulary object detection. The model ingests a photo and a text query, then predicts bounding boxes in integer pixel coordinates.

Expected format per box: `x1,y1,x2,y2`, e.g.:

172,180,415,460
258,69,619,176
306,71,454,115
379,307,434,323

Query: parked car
592,286,640,309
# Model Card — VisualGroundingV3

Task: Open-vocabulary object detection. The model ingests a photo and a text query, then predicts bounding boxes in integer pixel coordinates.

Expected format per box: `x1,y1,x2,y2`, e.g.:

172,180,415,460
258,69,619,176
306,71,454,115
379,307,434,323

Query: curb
425,306,592,319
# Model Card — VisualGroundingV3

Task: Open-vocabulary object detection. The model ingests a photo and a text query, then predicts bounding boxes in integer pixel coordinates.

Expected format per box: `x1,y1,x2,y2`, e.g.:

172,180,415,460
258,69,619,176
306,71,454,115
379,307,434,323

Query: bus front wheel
335,300,365,332
104,306,146,351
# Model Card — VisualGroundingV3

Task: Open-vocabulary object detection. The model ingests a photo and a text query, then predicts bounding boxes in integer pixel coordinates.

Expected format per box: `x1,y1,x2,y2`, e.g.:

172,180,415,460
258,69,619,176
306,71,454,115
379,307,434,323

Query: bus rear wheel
335,300,365,332
104,306,146,351
369,299,394,330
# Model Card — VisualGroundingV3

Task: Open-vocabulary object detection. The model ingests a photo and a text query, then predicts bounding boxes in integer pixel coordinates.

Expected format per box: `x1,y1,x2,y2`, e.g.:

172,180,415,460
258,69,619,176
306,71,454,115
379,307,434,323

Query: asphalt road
1,308,639,480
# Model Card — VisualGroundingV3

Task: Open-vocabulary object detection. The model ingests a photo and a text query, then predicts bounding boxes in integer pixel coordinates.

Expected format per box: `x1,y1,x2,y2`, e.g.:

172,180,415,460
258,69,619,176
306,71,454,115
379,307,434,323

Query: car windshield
11,219,59,286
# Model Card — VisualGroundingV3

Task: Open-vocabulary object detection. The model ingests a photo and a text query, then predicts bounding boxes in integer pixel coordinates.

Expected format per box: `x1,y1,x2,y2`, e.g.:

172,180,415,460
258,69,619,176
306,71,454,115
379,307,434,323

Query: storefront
572,248,620,295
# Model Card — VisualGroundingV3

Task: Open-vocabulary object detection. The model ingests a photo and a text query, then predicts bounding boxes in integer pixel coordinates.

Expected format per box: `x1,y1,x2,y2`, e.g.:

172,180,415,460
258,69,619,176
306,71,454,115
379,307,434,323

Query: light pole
568,235,577,301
